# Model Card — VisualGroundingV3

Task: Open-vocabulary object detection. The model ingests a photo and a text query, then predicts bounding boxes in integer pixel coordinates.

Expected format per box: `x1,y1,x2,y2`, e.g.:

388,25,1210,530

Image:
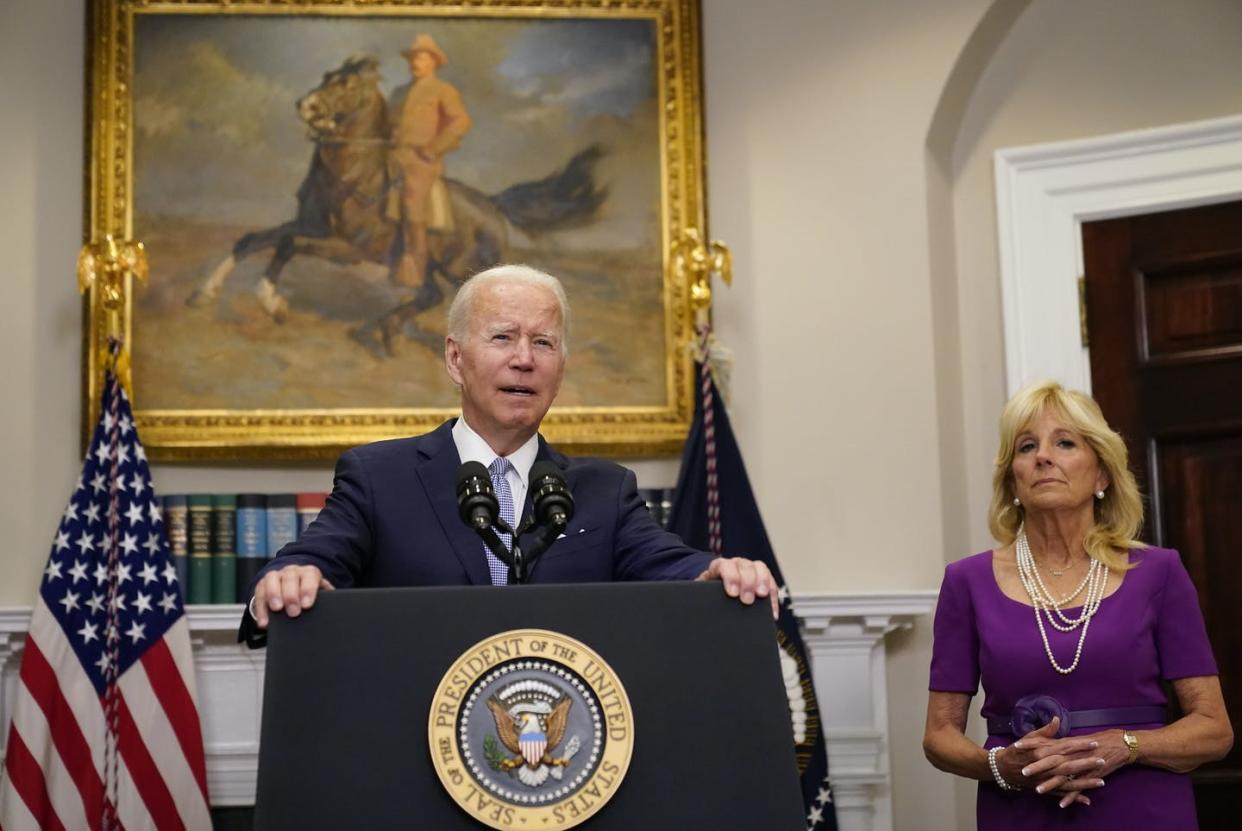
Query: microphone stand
473,517,525,584
463,471,571,584
517,519,566,575
473,515,568,584
459,461,569,584
515,464,573,580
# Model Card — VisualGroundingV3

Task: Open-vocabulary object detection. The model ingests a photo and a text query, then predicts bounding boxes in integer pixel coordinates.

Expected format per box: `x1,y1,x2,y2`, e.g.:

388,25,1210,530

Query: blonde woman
924,381,1231,828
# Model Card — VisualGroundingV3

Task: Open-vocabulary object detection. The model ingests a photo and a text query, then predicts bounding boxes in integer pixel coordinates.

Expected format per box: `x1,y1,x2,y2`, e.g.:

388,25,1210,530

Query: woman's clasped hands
995,717,1124,808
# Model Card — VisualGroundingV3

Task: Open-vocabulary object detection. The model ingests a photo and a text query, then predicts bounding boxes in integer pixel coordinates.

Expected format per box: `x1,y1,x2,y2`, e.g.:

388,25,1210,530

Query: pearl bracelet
988,745,1019,792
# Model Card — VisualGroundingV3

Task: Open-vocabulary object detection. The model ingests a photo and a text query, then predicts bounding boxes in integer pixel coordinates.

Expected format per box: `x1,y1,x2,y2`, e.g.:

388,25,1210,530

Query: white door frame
994,113,1242,395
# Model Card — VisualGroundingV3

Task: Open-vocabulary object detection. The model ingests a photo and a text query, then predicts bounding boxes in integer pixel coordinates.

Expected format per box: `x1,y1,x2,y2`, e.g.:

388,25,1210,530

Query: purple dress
930,547,1217,830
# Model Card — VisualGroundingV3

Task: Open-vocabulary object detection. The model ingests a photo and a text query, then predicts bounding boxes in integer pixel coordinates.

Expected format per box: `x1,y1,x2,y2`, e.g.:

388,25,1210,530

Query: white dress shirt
451,416,539,518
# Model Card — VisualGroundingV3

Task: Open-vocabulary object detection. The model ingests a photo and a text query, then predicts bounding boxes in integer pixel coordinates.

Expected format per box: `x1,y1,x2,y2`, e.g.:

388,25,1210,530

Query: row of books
639,488,677,529
164,486,667,604
164,493,328,605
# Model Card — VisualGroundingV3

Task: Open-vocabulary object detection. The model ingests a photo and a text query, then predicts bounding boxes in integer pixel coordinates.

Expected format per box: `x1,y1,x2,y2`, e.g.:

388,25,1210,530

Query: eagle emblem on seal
485,680,581,787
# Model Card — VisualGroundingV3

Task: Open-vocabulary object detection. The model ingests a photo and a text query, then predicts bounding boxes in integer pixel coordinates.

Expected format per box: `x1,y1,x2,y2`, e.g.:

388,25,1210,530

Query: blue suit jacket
240,420,712,643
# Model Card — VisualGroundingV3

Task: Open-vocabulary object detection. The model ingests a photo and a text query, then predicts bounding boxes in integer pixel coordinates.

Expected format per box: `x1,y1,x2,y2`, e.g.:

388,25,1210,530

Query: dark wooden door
1083,198,1242,830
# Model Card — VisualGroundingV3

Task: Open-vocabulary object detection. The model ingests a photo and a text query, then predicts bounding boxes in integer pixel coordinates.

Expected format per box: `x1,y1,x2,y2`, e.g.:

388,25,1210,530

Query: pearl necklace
1030,557,1093,618
1015,527,1109,674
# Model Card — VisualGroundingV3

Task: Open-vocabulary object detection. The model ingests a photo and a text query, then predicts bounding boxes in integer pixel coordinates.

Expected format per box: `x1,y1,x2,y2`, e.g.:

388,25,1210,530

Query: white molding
181,604,251,632
0,610,29,783
795,592,937,831
994,113,1242,394
182,605,264,806
0,593,936,827
795,591,939,624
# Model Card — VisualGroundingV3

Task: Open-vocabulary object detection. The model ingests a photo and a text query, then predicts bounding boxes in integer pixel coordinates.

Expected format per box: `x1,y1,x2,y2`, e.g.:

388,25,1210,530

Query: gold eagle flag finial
671,228,732,325
78,234,148,388
671,228,733,377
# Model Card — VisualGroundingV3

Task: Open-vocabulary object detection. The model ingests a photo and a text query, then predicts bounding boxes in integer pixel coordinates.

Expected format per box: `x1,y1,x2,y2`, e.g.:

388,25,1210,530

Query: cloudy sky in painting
132,13,662,238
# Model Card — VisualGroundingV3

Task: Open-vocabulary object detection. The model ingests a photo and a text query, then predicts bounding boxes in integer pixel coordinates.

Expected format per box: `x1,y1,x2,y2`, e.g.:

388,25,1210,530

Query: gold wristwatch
1122,730,1140,764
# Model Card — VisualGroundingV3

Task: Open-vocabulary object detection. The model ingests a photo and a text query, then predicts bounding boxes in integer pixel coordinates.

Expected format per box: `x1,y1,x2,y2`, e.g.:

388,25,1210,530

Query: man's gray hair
446,263,571,356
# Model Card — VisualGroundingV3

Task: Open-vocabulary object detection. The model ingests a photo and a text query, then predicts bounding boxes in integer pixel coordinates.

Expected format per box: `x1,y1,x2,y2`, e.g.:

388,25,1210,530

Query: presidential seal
428,629,634,829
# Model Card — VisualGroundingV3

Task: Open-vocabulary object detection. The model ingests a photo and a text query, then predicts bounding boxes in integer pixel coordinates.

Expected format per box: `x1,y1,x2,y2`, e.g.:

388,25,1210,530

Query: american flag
0,368,210,830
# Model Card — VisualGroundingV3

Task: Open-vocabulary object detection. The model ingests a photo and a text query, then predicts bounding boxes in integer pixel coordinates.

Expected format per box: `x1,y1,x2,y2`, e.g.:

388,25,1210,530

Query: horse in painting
188,54,607,356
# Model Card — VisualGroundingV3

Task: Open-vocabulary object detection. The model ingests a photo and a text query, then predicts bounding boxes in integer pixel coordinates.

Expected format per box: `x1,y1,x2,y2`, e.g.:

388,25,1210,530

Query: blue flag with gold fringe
667,363,839,831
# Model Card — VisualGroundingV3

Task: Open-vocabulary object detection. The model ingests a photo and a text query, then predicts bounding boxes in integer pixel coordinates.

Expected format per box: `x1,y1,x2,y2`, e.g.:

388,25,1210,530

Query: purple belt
986,695,1168,738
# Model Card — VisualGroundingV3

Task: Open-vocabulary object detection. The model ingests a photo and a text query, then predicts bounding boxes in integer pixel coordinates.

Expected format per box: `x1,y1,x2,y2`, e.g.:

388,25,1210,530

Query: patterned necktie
486,457,515,585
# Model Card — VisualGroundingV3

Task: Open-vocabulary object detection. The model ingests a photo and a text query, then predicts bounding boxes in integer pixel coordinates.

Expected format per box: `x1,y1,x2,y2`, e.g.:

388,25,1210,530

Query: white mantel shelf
1,591,936,831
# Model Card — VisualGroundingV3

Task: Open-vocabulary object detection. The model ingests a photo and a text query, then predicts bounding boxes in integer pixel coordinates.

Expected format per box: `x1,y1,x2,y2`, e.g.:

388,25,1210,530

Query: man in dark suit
243,264,776,639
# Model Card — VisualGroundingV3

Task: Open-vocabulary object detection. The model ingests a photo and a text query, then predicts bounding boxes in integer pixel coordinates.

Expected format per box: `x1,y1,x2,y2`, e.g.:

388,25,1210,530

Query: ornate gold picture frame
84,0,706,460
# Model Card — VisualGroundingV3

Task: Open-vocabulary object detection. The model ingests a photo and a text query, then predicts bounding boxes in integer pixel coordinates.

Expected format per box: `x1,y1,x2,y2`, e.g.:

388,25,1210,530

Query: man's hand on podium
695,557,779,620
250,564,335,629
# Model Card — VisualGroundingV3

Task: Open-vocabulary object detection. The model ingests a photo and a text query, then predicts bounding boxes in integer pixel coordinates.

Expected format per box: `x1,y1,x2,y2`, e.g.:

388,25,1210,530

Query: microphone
529,461,574,529
456,461,498,530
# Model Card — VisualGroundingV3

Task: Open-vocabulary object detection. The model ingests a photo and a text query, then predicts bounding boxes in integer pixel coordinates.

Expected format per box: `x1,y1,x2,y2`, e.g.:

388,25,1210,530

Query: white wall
4,1,1242,829
705,0,996,595
950,0,1242,559
703,3,994,827
1,0,88,603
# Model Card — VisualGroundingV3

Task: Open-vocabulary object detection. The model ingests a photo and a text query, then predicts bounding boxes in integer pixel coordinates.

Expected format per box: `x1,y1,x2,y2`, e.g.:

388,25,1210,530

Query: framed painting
83,0,707,460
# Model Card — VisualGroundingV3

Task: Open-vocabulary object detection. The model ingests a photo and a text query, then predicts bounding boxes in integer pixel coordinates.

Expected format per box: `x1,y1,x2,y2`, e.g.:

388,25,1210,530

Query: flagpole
78,233,146,828
101,340,124,830
671,228,733,555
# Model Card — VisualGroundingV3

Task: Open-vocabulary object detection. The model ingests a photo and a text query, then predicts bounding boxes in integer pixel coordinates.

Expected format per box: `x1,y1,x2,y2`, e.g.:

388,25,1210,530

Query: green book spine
163,495,189,602
188,494,213,605
211,494,238,604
